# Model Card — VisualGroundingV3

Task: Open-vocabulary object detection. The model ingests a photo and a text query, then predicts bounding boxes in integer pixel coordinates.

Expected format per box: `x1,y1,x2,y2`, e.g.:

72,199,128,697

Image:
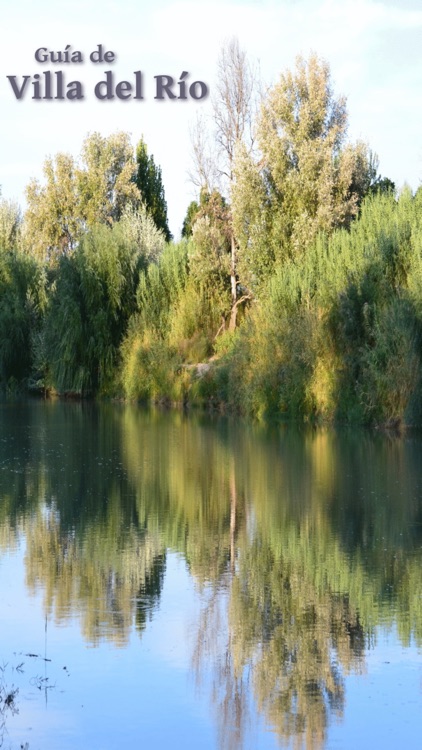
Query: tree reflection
228,537,365,749
24,505,165,645
1,404,422,747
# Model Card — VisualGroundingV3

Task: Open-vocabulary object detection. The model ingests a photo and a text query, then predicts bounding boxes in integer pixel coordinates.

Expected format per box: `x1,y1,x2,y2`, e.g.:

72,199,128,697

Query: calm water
0,400,422,749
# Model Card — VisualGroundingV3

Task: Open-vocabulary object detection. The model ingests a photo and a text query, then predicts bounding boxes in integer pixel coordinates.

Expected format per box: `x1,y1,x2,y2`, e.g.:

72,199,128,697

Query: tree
24,152,80,260
213,37,256,183
182,189,229,241
0,248,45,384
181,200,199,238
135,138,172,242
77,131,140,227
0,194,21,252
23,132,141,262
254,53,375,259
187,112,220,194
187,38,257,330
181,189,231,328
369,175,396,196
119,204,166,264
213,38,257,329
231,143,272,292
189,189,231,290
37,223,142,395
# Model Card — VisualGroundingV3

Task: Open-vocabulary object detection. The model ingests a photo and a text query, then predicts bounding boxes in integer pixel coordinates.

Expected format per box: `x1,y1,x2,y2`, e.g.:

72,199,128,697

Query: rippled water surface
0,399,422,749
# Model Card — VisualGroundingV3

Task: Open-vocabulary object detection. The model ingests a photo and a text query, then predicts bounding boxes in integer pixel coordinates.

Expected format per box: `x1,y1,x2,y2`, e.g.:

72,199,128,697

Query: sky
0,0,421,238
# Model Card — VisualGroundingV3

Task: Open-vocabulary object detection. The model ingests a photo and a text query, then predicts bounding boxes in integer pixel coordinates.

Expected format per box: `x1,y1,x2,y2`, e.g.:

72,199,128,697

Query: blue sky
0,0,421,237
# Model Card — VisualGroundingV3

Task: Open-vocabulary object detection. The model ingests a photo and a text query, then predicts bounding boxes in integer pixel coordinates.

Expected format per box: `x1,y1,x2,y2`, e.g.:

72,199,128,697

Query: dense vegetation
1,49,421,426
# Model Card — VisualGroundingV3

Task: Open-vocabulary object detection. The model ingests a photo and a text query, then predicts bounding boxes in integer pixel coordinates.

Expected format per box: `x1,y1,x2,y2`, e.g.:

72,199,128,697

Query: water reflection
1,400,422,748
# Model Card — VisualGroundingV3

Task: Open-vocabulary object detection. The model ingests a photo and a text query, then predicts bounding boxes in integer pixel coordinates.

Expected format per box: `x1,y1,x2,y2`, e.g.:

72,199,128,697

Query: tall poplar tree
231,53,378,289
24,132,140,262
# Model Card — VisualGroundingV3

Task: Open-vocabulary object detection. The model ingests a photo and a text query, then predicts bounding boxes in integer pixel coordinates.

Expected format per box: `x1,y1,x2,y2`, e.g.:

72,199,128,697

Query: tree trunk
229,234,237,331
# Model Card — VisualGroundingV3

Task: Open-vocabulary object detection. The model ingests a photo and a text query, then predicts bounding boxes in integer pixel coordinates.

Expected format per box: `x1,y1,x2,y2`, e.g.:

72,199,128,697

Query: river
0,399,421,749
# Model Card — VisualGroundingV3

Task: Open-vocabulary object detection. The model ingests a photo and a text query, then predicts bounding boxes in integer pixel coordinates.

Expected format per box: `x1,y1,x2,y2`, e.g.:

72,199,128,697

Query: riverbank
2,190,422,430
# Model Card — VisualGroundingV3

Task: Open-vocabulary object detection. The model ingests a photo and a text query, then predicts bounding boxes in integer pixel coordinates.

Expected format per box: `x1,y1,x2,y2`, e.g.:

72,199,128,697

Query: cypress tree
135,138,172,242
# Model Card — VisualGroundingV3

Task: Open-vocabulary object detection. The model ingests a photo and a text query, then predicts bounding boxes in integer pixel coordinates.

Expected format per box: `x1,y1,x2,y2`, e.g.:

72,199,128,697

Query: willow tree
232,53,376,275
0,192,44,387
0,249,45,385
38,222,142,395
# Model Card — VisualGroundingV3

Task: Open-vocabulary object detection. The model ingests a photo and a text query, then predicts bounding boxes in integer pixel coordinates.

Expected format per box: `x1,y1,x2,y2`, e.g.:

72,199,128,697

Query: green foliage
188,190,232,324
77,131,140,227
38,223,142,395
119,242,189,399
218,189,422,424
0,197,21,252
184,184,236,327
0,249,45,385
0,64,419,423
119,233,230,400
181,200,199,238
23,132,140,262
136,241,189,335
119,204,166,264
135,138,172,241
358,299,420,423
232,53,376,273
231,144,273,292
117,187,422,422
119,329,185,402
169,282,224,363
24,152,81,260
